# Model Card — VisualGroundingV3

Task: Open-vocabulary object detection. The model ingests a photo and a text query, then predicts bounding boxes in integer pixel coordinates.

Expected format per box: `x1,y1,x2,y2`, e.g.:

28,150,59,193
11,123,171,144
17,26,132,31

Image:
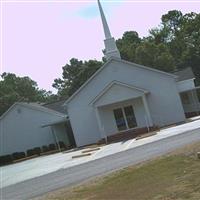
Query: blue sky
2,0,200,92
78,1,122,19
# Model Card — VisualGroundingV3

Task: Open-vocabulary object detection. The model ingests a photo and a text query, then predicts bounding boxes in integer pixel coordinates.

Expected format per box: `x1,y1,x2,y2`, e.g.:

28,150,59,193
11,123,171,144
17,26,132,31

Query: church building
63,0,199,147
1,1,199,158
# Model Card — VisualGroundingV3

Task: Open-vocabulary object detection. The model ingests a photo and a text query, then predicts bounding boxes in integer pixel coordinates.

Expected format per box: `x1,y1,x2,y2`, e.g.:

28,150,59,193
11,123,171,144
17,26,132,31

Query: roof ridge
64,57,177,105
19,102,66,116
43,98,67,106
0,102,67,120
89,80,149,105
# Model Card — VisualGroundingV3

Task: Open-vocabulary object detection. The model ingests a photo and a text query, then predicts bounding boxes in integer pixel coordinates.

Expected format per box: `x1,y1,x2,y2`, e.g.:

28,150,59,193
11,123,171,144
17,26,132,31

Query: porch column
142,94,153,127
95,107,108,143
51,126,61,152
190,90,200,115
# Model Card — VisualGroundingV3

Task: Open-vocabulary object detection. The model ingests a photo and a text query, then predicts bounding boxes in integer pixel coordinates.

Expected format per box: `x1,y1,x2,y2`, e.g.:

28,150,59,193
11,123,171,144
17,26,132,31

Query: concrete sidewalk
3,128,200,200
1,117,200,189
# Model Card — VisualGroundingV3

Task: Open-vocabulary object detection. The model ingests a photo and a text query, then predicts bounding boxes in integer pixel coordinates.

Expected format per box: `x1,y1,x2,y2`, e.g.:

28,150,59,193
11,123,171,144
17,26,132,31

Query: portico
90,81,153,141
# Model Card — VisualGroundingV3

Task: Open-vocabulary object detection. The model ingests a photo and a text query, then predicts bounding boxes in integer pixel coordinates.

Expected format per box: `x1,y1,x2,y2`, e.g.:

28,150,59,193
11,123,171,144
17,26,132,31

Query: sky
0,0,200,92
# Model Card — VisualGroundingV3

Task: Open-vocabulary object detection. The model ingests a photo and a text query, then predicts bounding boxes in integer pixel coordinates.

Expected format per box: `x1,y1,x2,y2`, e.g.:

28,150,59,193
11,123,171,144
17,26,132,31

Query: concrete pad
1,118,200,188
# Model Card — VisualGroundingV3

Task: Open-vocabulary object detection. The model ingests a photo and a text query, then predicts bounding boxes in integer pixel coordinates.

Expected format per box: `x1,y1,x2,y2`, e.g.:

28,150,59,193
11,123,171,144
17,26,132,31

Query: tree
53,59,103,97
0,73,50,116
116,31,141,62
148,11,200,82
135,42,175,72
53,10,200,98
116,30,176,72
180,13,200,84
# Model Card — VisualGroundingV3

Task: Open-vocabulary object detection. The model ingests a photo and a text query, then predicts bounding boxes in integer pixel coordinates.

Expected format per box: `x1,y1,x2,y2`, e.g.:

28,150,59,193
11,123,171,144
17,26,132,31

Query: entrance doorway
113,105,137,131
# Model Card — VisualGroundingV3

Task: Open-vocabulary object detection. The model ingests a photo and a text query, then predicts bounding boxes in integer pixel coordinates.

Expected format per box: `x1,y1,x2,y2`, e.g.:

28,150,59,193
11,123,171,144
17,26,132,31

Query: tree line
1,10,200,116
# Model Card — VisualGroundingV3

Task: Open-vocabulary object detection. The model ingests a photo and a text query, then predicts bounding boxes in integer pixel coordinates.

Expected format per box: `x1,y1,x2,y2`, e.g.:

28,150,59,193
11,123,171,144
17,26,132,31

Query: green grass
37,142,200,200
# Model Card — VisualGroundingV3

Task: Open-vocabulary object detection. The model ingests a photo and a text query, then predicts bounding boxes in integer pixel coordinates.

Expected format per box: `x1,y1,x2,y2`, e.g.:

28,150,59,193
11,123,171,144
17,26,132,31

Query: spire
97,0,121,60
97,0,112,39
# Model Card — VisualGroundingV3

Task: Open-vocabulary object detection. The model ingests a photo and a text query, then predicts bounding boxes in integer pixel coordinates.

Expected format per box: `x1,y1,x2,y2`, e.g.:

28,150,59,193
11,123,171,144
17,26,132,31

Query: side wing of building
0,103,69,156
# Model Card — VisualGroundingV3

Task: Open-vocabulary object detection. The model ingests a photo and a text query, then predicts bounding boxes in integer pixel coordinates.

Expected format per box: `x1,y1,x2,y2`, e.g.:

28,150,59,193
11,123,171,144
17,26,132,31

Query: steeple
97,0,121,60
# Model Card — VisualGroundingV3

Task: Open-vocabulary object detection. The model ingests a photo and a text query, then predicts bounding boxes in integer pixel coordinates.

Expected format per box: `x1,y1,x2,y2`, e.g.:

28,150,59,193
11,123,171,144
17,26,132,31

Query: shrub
0,155,13,166
49,143,56,151
42,145,49,153
20,152,26,158
59,141,66,149
12,152,25,160
34,147,41,155
26,149,36,157
66,145,73,150
12,152,20,160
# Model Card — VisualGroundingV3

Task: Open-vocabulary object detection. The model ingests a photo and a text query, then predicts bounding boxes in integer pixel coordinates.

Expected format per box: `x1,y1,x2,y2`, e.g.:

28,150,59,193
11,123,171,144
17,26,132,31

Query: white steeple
97,0,121,60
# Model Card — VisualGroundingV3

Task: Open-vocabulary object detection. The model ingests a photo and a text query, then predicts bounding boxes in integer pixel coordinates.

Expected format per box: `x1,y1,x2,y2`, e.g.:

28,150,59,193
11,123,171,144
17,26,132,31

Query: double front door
113,105,137,131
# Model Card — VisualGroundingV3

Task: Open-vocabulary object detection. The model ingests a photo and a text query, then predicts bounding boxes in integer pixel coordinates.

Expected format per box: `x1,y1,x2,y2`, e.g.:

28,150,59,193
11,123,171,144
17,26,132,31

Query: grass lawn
36,142,200,200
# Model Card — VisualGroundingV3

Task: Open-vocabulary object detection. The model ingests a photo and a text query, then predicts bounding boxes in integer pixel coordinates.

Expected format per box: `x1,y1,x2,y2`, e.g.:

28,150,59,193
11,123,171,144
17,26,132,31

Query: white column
142,95,153,127
95,107,107,143
191,90,200,115
121,108,129,129
51,126,61,152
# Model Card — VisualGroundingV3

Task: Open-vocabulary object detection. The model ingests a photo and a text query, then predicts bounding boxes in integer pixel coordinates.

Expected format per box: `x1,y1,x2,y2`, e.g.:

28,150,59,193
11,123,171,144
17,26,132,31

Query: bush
59,141,66,149
12,152,20,160
12,152,25,160
42,145,49,153
20,152,26,158
34,147,41,155
49,143,56,151
26,149,36,157
66,145,73,150
0,155,13,166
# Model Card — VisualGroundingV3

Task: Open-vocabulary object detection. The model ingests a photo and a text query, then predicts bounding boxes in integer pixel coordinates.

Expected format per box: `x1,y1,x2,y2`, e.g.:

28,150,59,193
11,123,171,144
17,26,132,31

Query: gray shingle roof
173,67,195,81
43,99,67,114
0,102,67,120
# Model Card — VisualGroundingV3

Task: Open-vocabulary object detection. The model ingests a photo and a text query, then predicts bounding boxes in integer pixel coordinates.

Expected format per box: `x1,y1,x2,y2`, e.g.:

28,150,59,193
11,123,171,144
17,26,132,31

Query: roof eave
64,58,114,105
89,80,149,106
64,57,177,106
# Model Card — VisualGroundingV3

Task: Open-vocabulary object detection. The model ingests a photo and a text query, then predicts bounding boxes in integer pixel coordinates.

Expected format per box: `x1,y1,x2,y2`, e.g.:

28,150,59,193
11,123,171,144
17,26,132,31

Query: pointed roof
89,80,149,106
0,102,67,120
43,99,67,114
173,67,195,81
64,57,177,105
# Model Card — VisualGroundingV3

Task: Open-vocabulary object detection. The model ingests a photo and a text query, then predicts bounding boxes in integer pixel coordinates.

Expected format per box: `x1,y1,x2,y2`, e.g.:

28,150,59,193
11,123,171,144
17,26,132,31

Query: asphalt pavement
2,128,200,200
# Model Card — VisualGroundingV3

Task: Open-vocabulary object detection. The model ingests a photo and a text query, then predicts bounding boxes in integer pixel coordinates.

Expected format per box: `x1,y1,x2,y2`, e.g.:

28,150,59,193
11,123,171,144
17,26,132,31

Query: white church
1,0,200,156
63,0,200,146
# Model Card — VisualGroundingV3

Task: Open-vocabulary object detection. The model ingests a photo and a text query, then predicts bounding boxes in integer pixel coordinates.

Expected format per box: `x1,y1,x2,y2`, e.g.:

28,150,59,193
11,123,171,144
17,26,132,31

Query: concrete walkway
3,128,200,200
1,117,200,189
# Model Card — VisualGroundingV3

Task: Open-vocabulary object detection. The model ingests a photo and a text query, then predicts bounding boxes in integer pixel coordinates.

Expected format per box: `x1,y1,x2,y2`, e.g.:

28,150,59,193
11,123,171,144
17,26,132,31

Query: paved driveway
1,118,200,189
2,126,200,200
